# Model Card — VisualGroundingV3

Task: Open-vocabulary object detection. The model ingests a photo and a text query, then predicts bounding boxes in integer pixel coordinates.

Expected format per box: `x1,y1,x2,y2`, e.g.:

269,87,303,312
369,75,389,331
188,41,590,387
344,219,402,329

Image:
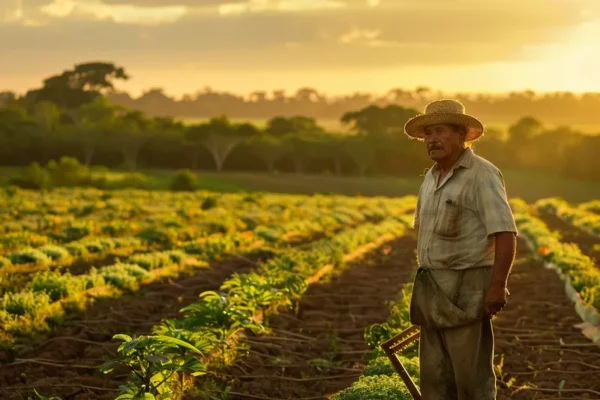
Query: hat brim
404,113,484,142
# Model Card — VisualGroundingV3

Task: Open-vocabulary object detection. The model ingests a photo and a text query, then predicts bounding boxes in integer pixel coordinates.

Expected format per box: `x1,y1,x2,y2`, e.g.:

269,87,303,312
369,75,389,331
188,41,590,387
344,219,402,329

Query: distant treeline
0,61,598,182
4,80,600,127
104,88,600,128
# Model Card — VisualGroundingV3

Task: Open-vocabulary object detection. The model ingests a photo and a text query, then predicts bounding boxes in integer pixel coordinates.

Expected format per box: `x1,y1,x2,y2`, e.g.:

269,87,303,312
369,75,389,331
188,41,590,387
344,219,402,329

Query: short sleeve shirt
413,148,517,270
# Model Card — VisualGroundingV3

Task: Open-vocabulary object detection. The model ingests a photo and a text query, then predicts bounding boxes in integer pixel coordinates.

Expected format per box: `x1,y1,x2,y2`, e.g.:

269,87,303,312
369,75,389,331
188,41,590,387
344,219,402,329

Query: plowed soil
495,238,600,399
204,233,419,400
0,251,272,400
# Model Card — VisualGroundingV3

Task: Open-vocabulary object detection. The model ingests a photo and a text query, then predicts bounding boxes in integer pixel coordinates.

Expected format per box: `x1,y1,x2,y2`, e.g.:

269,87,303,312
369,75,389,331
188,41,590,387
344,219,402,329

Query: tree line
4,78,600,127
0,62,598,182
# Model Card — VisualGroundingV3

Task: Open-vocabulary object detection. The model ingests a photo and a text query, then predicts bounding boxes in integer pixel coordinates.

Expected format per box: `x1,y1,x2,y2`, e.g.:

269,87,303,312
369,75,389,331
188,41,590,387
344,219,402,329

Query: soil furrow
0,248,277,400
210,233,418,400
495,238,600,400
537,211,600,263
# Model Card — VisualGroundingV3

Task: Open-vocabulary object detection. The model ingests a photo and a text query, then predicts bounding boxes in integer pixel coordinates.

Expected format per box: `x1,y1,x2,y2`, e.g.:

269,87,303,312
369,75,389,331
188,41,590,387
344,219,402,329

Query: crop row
333,283,419,400
1,192,398,254
1,194,412,277
97,216,413,399
536,197,600,237
510,199,600,345
1,197,417,348
579,200,600,214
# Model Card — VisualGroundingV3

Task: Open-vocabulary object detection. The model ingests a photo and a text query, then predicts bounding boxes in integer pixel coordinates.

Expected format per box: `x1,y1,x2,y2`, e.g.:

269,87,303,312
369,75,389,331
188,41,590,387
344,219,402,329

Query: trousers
411,267,497,400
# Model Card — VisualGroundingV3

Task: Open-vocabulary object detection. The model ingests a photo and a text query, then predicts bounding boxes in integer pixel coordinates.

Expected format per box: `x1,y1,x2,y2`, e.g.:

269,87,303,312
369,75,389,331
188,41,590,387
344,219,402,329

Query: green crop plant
100,333,213,399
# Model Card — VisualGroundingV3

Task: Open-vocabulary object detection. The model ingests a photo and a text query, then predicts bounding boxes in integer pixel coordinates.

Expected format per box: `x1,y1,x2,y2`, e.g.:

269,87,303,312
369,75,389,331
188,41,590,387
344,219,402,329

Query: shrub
90,171,155,190
169,169,198,191
46,156,90,186
201,196,218,210
8,162,51,189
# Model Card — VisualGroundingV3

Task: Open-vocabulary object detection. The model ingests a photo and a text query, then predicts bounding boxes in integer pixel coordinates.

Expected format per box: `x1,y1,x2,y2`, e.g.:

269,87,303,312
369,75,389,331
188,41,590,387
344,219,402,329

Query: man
404,99,517,400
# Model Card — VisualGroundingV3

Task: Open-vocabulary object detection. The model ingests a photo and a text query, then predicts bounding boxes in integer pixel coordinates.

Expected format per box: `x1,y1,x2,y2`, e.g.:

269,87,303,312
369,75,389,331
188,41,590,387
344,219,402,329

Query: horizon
2,0,599,98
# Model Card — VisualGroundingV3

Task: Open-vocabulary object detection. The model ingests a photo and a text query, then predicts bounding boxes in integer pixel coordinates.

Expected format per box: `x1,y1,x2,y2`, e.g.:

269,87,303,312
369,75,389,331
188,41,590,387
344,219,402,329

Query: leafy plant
332,375,413,400
101,333,211,399
170,169,198,192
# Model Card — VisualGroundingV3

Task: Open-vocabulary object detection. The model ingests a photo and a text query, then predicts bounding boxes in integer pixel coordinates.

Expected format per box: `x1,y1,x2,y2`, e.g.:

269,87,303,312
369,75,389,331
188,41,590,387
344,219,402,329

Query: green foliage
100,333,212,399
31,270,87,301
129,251,187,271
169,169,198,191
90,171,155,190
100,263,150,290
136,227,179,248
332,375,413,400
8,162,51,189
1,290,51,316
7,247,53,266
201,196,218,210
37,245,71,262
46,156,90,186
364,356,420,384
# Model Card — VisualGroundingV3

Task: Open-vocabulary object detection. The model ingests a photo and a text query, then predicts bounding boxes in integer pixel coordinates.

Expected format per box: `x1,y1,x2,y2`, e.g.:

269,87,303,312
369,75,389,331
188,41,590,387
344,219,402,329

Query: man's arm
490,232,516,288
474,167,518,316
485,231,516,316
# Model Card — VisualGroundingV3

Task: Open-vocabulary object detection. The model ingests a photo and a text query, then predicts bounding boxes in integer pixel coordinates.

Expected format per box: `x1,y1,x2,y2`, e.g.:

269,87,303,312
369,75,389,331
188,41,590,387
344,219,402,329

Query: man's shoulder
470,152,502,176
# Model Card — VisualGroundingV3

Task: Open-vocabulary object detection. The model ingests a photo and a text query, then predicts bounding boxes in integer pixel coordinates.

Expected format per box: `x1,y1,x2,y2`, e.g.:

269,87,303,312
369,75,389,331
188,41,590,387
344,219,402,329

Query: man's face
423,124,464,162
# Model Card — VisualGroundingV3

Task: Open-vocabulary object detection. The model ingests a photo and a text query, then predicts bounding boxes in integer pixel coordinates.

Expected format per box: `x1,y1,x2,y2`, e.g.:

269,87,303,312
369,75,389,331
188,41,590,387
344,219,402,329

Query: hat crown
425,99,465,115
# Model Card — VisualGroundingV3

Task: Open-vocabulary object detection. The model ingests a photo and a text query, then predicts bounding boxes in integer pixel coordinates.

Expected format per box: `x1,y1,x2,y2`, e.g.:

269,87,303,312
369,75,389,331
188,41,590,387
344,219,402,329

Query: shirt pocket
434,198,461,237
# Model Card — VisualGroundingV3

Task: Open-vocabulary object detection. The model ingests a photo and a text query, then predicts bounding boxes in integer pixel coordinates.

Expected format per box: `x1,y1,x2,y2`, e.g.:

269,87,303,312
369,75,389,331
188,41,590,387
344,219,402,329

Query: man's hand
484,284,508,316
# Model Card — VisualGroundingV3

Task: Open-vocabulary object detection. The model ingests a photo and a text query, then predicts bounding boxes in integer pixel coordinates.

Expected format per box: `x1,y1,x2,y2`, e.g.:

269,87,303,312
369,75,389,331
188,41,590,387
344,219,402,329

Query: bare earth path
495,238,600,399
206,233,419,400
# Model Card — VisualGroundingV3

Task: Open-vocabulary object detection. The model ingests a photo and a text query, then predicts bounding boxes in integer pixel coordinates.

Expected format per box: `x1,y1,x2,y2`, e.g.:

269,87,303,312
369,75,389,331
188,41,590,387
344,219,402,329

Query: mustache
428,144,443,150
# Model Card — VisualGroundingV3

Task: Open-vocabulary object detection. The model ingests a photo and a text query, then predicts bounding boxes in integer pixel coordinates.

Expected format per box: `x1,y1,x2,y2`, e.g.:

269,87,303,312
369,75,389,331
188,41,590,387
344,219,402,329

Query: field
3,167,599,204
0,188,599,400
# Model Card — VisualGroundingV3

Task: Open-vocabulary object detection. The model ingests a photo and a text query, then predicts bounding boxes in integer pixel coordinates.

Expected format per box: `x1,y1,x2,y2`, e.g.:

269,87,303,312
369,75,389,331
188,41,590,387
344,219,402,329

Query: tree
282,133,322,174
74,96,123,165
506,116,544,167
344,134,380,176
25,62,129,111
0,105,37,159
249,135,289,173
507,116,544,143
111,110,151,170
309,134,347,176
186,116,258,171
341,105,418,136
265,116,325,137
30,101,63,163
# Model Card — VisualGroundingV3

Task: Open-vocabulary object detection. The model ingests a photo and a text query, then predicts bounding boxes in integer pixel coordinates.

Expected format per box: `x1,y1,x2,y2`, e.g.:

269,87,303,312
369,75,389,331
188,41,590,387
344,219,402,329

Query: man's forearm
490,232,516,288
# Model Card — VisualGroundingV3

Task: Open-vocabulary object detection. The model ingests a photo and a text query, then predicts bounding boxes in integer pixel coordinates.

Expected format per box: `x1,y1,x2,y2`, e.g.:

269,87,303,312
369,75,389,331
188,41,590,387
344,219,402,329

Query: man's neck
436,148,467,175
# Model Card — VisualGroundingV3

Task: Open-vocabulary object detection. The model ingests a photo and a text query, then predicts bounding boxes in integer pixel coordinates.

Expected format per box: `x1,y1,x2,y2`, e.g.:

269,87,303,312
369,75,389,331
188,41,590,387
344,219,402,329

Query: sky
1,0,599,99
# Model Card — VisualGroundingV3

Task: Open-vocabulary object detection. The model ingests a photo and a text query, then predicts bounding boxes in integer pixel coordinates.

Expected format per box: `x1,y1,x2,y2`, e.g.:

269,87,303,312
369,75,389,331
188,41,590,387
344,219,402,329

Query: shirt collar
431,148,474,174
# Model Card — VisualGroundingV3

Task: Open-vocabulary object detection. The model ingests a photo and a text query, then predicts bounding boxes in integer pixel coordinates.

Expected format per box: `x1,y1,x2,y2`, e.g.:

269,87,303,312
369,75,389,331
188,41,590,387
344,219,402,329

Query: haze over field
1,0,600,97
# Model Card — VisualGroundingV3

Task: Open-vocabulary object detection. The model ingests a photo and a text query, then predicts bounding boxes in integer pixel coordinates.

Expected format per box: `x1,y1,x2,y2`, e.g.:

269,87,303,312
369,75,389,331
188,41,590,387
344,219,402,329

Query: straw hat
404,99,484,142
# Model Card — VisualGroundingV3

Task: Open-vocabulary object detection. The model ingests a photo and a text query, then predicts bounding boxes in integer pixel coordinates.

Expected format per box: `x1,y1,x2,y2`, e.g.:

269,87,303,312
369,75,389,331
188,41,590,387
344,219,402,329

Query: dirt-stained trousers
413,267,497,400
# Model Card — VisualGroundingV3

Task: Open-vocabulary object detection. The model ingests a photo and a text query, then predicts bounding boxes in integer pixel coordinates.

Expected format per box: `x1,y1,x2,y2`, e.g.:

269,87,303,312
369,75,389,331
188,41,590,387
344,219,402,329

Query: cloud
2,0,24,22
39,0,188,25
218,0,346,15
100,0,245,5
0,0,595,79
339,27,381,44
